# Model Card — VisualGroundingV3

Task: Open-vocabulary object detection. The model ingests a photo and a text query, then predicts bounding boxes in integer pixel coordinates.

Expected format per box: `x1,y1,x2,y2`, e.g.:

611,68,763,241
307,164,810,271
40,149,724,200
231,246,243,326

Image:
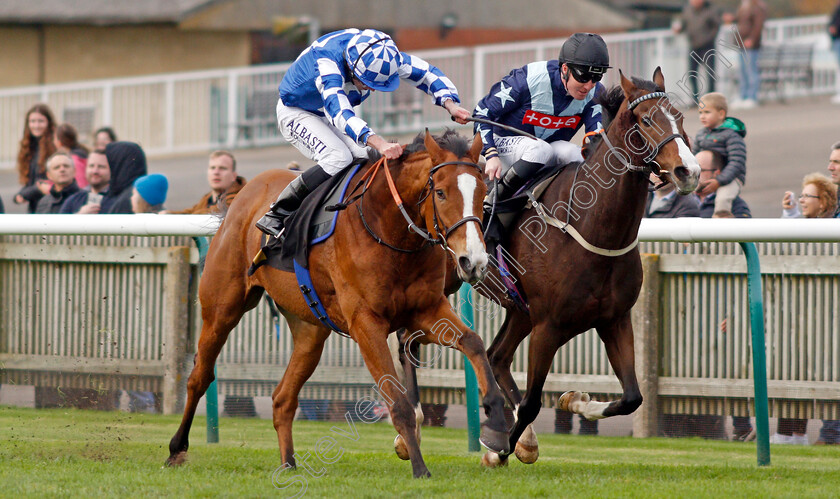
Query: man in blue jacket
473,32,610,205
256,28,471,238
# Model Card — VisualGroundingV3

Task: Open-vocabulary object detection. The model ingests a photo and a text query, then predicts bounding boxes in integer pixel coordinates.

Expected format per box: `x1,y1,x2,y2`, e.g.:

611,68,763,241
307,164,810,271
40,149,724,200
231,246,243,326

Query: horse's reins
330,156,483,254
463,116,538,140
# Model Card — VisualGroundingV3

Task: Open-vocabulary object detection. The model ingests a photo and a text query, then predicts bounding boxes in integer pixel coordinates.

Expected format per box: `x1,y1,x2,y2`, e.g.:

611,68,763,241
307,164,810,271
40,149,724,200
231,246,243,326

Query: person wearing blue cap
256,28,472,238
131,173,168,214
127,172,169,414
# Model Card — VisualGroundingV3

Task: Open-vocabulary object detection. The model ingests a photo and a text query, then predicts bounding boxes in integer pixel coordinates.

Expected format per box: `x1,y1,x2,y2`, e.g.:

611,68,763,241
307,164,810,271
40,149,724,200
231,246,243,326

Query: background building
0,0,639,88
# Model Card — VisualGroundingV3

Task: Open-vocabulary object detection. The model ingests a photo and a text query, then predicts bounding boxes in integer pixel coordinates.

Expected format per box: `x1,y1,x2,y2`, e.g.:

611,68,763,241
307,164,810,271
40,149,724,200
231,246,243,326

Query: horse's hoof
394,435,410,461
413,468,432,478
479,424,511,455
165,451,188,467
557,391,589,412
514,440,539,464
481,451,509,468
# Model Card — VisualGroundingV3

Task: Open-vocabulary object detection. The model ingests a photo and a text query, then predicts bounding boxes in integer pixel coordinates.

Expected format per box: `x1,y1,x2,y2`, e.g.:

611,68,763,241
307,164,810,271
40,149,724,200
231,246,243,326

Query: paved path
1,95,838,217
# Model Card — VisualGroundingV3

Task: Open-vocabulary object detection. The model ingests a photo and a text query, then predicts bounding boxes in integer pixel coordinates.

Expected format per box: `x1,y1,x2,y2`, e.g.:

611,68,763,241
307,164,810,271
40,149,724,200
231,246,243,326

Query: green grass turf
1,405,838,498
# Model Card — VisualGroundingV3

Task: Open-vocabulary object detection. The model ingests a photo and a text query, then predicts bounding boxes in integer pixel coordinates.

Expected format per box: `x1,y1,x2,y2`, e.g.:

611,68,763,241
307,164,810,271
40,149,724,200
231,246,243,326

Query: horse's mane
582,76,663,159
368,128,470,162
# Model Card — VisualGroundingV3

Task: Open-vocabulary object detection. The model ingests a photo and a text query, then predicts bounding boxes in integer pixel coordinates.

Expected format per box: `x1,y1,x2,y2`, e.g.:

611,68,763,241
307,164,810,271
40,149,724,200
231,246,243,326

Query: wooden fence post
632,253,661,438
163,246,191,415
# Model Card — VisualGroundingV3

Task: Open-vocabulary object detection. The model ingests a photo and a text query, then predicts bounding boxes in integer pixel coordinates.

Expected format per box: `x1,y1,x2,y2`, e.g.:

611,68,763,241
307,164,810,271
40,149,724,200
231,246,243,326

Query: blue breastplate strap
293,260,350,337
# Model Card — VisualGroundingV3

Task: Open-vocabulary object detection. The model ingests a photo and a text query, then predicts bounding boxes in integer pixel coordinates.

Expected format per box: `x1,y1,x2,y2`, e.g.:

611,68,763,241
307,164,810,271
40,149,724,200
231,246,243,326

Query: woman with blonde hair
14,103,57,213
782,172,838,219
774,172,837,444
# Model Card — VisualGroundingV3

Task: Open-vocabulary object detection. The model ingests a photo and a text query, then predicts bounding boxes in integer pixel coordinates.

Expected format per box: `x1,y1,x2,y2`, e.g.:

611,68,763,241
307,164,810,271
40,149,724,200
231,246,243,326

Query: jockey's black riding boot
256,165,332,238
484,159,541,209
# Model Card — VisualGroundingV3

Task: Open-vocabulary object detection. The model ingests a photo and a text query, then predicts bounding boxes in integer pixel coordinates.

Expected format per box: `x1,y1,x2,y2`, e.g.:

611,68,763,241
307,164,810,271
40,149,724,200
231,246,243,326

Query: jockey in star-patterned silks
256,28,471,239
474,32,611,206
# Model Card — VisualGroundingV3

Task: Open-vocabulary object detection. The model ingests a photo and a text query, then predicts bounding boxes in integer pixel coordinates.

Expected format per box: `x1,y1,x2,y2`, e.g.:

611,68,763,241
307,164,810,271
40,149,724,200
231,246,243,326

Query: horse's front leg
488,322,562,467
393,328,425,461
485,309,539,466
406,299,510,456
351,313,431,478
558,313,642,419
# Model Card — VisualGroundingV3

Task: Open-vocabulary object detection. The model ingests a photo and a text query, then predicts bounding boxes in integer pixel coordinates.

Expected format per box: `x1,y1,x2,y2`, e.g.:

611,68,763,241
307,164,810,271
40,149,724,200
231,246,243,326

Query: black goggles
568,65,606,83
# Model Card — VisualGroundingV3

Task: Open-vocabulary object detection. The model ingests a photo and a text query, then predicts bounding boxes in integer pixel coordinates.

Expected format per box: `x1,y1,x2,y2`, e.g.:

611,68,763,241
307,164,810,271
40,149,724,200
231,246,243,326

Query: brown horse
479,69,700,466
165,130,510,478
400,69,700,466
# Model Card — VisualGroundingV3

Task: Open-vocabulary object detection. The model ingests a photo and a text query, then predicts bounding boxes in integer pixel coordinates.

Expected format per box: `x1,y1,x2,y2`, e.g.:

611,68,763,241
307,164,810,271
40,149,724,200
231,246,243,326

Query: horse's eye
642,117,653,127
435,189,446,200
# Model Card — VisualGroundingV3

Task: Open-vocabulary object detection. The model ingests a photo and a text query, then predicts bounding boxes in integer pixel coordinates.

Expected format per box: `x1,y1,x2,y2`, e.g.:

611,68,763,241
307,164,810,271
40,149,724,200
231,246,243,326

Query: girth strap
525,191,639,257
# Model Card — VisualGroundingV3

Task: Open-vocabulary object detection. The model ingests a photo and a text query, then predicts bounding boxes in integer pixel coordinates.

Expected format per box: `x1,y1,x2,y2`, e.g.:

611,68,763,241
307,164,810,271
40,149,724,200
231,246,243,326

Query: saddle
483,161,574,248
249,160,364,275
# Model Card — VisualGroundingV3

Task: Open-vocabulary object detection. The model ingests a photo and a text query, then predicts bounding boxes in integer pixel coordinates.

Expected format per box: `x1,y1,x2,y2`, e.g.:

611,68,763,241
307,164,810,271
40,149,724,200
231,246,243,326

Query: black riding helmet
558,33,611,75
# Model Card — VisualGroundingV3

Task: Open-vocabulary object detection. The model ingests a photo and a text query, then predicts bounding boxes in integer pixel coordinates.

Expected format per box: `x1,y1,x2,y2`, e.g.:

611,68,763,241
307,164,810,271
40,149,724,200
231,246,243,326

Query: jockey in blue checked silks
474,32,611,206
256,28,471,238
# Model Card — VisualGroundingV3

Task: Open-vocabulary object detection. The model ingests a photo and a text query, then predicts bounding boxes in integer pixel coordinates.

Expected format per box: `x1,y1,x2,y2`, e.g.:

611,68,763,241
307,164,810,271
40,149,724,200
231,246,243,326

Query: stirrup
255,211,287,239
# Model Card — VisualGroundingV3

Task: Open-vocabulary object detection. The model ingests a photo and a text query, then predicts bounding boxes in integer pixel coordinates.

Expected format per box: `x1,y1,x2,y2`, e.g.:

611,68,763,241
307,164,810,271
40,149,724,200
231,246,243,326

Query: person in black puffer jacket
103,141,148,214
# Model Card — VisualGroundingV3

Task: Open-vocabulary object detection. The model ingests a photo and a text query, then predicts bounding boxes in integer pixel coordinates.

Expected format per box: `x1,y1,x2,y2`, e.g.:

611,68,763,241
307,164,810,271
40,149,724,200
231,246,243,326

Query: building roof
0,0,217,25
179,0,639,31
1,0,641,32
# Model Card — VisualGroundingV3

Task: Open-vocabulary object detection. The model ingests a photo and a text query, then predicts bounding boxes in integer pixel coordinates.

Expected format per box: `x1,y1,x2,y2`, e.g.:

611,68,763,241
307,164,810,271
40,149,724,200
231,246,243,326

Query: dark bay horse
400,69,700,466
165,130,510,478
478,69,700,466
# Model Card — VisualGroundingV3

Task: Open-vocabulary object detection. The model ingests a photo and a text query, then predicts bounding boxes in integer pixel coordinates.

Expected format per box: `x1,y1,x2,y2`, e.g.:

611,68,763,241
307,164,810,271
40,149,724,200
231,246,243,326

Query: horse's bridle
619,91,686,188
349,157,484,254
550,90,688,256
418,161,484,253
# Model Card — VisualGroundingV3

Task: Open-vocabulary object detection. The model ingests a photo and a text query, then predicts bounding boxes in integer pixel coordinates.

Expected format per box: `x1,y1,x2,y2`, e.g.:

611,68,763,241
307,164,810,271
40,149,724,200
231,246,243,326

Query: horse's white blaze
457,173,487,269
663,110,700,176
513,403,520,423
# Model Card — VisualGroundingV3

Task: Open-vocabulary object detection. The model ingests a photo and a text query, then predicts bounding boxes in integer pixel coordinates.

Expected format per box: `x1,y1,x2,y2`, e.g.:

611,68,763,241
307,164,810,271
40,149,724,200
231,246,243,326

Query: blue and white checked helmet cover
345,29,402,92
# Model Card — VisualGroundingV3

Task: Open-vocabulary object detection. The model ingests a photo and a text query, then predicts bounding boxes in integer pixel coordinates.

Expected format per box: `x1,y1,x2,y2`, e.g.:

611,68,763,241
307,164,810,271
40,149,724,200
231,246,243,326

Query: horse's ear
424,128,444,162
652,66,665,91
619,70,636,101
468,133,483,162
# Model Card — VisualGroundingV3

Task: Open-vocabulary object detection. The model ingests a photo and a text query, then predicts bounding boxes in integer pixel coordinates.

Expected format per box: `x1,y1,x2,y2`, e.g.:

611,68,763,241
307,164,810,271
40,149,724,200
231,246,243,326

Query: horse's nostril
673,165,690,181
458,256,472,272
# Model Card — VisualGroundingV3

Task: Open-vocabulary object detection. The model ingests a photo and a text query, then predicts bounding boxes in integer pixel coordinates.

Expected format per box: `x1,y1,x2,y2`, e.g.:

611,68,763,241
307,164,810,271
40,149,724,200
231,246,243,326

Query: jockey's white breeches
492,134,584,174
276,100,370,176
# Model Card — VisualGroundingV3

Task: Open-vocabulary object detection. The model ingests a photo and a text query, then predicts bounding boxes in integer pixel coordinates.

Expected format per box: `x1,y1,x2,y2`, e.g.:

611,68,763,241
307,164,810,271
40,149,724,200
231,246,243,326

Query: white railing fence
1,16,836,169
1,216,839,421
